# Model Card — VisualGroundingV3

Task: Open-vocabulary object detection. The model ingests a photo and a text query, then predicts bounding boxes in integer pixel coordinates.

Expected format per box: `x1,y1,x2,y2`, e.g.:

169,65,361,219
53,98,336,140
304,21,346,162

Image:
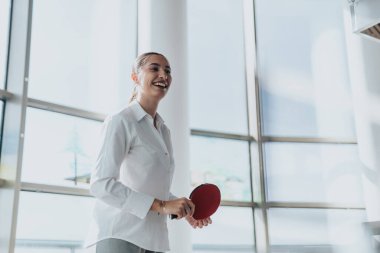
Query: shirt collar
130,100,165,124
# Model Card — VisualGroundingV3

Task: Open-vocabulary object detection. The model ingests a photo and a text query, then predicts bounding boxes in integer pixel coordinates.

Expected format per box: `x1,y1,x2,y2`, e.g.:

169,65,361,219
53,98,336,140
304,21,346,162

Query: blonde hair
129,52,167,103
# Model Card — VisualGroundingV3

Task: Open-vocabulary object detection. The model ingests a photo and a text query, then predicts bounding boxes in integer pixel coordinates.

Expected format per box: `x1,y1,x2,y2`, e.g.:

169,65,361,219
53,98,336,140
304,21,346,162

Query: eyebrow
149,63,171,69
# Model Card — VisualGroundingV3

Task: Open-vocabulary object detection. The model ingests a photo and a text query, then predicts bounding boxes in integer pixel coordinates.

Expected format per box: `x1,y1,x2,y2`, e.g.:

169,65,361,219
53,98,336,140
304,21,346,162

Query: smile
152,82,169,89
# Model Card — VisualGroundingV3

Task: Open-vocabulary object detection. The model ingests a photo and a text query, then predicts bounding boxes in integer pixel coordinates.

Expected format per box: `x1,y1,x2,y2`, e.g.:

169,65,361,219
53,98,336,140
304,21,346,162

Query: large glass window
188,0,248,135
256,0,355,138
268,208,367,253
264,143,364,204
0,0,11,89
190,136,251,202
28,0,137,114
192,207,255,253
21,108,101,187
15,192,94,253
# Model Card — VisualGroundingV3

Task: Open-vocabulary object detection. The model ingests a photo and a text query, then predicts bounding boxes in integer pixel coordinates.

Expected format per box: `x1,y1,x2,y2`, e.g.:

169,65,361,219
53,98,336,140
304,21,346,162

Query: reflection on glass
0,0,11,89
192,206,255,253
190,136,251,201
15,192,94,253
255,0,355,138
187,0,248,135
22,108,101,187
28,0,137,114
268,208,367,253
264,142,364,205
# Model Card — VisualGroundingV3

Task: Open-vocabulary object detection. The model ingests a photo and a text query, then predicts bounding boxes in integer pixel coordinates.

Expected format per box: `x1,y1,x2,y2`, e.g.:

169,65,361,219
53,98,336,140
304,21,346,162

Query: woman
85,52,212,253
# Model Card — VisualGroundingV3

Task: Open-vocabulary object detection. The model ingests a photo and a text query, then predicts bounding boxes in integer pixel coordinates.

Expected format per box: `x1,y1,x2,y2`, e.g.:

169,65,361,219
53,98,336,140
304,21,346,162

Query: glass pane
187,0,248,135
22,108,101,187
28,0,137,114
15,191,95,253
190,136,251,201
256,0,355,138
268,208,367,253
192,206,255,253
0,0,11,89
264,142,364,205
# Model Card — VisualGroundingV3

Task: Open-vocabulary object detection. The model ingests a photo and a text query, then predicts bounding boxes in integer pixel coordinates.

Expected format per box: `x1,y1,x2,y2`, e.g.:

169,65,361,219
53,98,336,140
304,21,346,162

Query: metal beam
262,136,357,144
266,201,365,210
20,182,91,197
27,98,106,122
190,129,254,141
0,90,14,100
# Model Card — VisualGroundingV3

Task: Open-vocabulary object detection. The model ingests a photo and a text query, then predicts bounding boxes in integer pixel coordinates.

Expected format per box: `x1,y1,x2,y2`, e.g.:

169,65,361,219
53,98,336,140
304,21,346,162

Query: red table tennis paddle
171,183,221,220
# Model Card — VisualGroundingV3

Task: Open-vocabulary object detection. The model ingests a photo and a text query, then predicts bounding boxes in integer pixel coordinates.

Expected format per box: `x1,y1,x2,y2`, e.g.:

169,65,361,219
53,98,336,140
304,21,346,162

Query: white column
138,1,192,253
343,3,380,222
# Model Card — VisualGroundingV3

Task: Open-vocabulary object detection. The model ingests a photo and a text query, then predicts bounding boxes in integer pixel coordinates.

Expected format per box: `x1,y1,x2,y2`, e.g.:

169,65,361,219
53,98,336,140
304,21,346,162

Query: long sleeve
90,115,154,219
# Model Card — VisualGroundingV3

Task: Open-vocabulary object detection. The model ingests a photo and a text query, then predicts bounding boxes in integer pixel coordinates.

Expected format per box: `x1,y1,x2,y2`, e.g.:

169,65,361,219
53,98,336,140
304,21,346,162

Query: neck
136,95,160,118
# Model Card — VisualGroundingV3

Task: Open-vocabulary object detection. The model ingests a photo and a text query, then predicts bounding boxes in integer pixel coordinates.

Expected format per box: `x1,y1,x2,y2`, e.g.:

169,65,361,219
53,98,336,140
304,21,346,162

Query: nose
159,70,168,80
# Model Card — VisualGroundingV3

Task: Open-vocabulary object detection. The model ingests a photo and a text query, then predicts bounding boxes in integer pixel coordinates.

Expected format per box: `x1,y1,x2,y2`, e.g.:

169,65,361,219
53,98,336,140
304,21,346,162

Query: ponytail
129,86,137,104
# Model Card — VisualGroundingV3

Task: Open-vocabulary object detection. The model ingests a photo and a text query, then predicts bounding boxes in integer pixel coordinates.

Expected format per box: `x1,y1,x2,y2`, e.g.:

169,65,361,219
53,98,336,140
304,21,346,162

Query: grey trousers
96,238,163,253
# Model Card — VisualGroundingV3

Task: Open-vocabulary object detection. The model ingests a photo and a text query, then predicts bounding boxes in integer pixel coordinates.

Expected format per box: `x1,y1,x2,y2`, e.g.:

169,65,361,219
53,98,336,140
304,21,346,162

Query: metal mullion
262,136,357,144
0,1,33,252
190,129,253,141
20,182,91,197
0,90,14,100
243,0,269,252
27,98,106,122
266,201,365,210
221,200,256,207
0,178,5,187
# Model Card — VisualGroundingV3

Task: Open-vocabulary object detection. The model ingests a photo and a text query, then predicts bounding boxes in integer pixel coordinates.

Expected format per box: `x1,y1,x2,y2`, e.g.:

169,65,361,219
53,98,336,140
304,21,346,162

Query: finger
202,219,208,226
187,200,195,216
185,204,192,216
208,217,212,224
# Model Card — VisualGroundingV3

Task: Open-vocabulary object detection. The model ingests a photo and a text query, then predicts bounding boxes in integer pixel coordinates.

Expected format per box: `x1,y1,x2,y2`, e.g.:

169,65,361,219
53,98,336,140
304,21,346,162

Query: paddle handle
170,214,177,219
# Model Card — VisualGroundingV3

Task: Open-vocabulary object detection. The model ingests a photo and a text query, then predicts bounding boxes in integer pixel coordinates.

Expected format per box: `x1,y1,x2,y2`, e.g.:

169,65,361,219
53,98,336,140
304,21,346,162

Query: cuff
122,191,155,219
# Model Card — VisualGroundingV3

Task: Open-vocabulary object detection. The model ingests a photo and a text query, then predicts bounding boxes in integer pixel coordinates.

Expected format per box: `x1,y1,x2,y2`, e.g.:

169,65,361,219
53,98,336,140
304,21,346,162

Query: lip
152,81,169,88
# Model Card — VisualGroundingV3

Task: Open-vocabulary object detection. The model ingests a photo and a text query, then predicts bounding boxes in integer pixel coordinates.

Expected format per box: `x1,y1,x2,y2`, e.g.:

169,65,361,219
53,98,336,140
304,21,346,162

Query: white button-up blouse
85,101,176,252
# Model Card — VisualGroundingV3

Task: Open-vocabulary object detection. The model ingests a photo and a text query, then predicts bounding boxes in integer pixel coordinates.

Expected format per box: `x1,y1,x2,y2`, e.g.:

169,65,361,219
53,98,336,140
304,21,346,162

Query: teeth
154,82,167,88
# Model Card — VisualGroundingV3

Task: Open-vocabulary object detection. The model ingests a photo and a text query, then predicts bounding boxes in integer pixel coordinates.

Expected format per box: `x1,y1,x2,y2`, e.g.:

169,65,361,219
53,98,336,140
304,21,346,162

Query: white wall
343,1,380,222
138,1,192,252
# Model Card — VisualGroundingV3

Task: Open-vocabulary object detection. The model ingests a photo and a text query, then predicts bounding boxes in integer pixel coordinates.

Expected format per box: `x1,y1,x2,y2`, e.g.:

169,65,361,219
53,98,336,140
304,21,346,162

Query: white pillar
138,1,192,252
343,3,380,222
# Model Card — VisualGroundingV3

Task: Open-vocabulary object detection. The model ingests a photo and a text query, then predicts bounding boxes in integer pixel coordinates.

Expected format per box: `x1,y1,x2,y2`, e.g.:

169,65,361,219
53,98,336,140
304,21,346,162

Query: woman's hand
186,215,212,229
164,198,195,219
152,198,195,219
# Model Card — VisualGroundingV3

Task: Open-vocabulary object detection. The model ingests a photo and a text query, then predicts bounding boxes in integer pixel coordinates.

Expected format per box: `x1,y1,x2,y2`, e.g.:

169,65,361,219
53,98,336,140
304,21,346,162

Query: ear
131,72,139,84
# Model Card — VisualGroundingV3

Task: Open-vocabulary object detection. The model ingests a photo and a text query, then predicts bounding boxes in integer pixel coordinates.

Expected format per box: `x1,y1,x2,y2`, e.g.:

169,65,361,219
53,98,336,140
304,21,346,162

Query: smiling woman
86,52,212,253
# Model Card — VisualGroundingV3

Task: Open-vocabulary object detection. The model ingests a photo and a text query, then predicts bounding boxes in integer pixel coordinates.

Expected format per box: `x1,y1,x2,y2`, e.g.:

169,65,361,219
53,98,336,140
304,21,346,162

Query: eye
165,69,171,74
150,67,159,72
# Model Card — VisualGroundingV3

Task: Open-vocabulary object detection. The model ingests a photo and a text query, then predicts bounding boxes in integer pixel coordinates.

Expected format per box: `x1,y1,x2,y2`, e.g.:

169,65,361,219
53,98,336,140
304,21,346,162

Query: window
28,0,137,114
256,0,355,138
188,0,255,252
268,208,367,252
190,136,251,202
22,108,101,187
264,142,363,204
192,207,255,253
15,192,94,253
188,0,248,135
188,0,365,252
1,0,138,251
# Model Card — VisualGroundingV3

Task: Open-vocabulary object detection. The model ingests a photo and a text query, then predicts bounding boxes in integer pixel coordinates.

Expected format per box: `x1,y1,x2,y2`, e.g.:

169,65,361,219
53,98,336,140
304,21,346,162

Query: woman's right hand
163,198,195,219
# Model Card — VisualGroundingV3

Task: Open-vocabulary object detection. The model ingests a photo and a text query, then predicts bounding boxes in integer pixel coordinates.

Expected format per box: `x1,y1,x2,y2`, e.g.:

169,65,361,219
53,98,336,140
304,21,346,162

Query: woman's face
133,54,172,101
